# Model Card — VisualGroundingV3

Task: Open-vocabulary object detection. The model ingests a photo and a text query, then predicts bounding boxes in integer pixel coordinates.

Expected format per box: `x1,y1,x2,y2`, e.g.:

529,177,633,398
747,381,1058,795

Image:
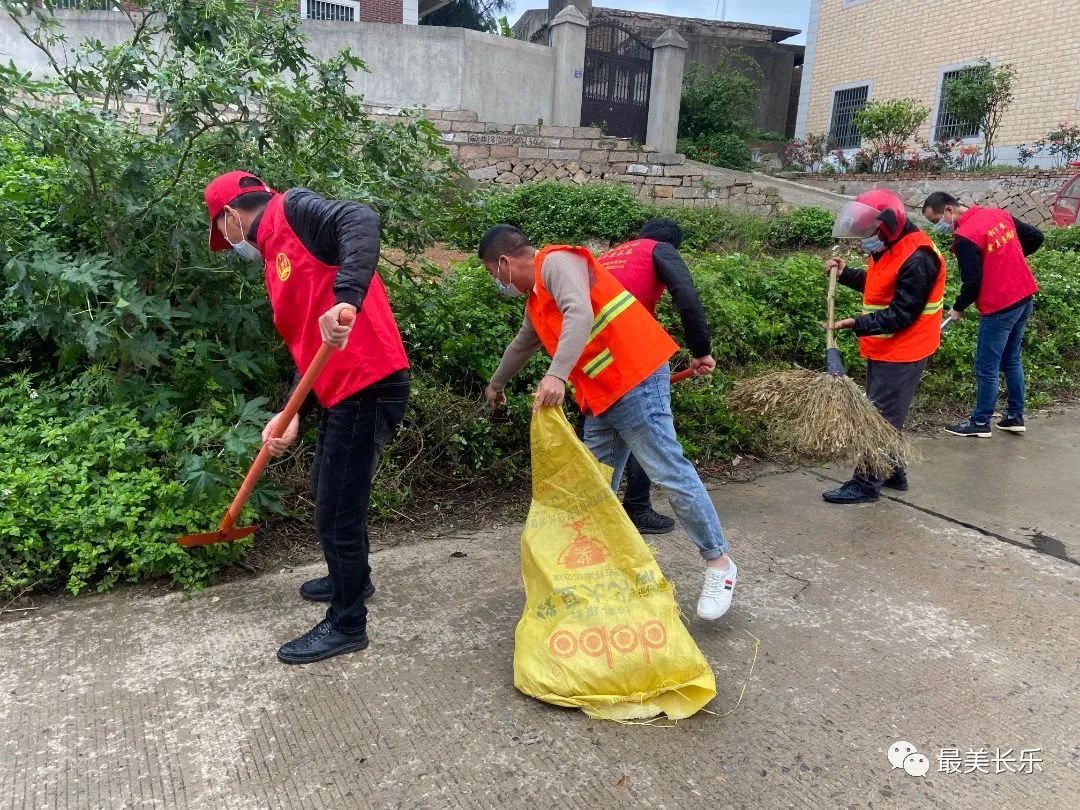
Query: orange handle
671,368,696,384
218,309,356,532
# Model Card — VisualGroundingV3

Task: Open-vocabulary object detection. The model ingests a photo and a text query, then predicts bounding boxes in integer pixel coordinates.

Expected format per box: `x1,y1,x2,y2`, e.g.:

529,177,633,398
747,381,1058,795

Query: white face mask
495,258,525,298
223,209,262,262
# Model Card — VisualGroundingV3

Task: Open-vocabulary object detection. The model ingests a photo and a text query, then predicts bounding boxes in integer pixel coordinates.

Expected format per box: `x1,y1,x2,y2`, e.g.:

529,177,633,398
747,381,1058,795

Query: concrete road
3,415,1079,809
683,161,853,213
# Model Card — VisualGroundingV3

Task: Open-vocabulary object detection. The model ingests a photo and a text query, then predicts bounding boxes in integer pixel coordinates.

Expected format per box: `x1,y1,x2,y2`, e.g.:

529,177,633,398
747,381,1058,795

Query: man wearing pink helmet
822,189,947,503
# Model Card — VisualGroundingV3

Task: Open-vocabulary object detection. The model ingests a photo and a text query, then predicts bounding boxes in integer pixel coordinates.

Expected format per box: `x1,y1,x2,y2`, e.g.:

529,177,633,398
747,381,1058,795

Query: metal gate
580,22,652,142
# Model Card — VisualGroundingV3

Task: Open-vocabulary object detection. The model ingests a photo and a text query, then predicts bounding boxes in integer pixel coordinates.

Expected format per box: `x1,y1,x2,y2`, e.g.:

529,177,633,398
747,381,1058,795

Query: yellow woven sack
513,407,717,721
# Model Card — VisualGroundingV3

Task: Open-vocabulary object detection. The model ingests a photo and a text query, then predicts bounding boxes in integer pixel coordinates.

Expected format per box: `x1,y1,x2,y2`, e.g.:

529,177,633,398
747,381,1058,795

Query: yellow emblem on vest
275,252,292,282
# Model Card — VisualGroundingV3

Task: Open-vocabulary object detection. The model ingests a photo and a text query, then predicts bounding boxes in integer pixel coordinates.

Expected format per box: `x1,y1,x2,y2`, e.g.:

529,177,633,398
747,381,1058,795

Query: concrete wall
0,11,555,125
304,21,555,124
588,10,803,136
686,39,797,136
797,0,1080,166
794,171,1074,227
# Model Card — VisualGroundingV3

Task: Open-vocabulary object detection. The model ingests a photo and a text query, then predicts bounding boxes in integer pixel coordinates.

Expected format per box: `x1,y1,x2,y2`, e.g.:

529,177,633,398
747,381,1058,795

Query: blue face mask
934,219,954,234
494,261,525,298
861,236,886,254
224,210,263,262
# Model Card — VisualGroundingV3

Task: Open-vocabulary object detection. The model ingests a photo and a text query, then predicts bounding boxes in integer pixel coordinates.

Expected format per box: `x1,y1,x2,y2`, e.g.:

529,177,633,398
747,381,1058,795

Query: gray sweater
490,250,594,389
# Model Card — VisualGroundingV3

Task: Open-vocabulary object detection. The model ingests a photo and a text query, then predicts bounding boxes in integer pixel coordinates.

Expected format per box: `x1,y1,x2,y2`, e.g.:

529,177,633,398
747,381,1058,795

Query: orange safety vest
859,230,947,363
526,245,678,415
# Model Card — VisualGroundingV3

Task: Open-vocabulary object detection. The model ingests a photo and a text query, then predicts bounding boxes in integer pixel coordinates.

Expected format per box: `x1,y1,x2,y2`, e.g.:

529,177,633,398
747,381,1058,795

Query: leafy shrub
678,54,760,143
0,372,271,595
443,183,781,255
783,134,834,173
443,181,645,249
942,60,1016,165
0,0,459,595
644,204,771,253
678,133,753,171
1043,226,1080,252
0,132,68,261
766,207,836,250
852,99,930,173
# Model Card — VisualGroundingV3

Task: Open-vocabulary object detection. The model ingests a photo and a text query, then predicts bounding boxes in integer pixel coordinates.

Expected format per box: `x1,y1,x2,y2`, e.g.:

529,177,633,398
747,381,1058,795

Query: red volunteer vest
256,193,409,408
526,246,678,415
860,230,947,363
597,239,665,314
954,206,1039,315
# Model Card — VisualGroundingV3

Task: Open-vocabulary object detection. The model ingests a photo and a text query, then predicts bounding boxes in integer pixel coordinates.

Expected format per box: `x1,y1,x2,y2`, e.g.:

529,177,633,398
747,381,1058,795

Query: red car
1051,162,1080,226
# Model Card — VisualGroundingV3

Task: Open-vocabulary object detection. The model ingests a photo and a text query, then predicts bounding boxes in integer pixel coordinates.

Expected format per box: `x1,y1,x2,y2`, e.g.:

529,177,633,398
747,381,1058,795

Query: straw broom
728,264,914,479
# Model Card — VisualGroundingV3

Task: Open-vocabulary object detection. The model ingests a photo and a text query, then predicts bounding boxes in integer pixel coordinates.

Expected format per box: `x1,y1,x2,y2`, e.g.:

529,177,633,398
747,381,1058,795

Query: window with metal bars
935,70,981,141
829,85,868,149
304,0,358,21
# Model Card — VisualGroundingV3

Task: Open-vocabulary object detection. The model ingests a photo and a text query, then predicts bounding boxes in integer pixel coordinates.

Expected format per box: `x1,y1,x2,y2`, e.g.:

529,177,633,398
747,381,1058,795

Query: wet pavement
2,413,1079,809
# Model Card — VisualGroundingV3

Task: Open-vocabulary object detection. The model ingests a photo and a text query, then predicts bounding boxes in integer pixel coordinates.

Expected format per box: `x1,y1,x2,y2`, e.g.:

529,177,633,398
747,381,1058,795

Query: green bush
679,55,759,143
0,372,268,595
442,182,780,255
678,133,753,171
645,205,771,253
1043,226,1080,252
0,0,459,596
443,181,645,249
766,206,836,250
0,132,68,261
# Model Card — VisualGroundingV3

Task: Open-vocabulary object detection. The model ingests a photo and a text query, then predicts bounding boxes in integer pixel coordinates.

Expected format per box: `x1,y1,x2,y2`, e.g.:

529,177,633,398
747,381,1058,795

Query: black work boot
299,576,376,603
883,469,909,491
626,506,676,535
277,619,369,665
822,480,879,504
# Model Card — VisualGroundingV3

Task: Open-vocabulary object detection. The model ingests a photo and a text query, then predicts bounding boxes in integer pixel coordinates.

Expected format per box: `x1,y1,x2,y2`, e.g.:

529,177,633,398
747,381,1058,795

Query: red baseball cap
204,171,275,251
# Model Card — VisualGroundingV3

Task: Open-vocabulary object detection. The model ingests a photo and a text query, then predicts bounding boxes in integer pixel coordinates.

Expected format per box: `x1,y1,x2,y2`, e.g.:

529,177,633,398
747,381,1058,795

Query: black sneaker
944,420,992,438
299,576,376,603
277,619,369,665
626,506,676,535
995,415,1026,433
883,469,909,491
822,480,879,504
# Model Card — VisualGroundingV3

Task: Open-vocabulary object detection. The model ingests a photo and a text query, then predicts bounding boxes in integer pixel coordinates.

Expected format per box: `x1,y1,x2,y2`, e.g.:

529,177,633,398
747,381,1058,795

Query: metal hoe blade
177,526,257,548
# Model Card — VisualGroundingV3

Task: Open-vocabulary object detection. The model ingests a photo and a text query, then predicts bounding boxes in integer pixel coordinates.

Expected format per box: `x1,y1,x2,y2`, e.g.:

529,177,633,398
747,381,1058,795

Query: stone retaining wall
370,107,783,213
789,172,1074,226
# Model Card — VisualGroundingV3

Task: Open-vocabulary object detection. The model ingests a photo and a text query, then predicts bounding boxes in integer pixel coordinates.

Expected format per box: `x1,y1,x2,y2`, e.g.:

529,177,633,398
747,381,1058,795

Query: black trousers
574,416,654,512
853,358,927,493
309,371,410,634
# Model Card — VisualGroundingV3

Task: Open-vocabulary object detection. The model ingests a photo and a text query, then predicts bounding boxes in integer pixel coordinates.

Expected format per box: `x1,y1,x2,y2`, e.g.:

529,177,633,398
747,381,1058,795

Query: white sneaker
697,560,737,620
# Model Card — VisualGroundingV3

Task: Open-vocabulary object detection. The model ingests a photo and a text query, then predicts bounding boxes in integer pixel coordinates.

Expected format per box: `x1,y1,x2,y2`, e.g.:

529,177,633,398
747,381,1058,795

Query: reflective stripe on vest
525,245,677,415
858,230,947,362
583,348,615,378
589,290,637,341
861,294,944,340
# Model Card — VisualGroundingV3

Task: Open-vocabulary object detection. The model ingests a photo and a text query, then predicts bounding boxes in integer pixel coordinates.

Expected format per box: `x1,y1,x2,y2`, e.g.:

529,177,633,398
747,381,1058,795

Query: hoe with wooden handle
177,309,355,548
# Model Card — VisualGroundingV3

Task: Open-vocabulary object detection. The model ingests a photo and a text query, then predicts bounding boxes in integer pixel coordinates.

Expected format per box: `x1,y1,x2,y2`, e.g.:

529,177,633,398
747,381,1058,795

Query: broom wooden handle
826,263,839,351
218,309,356,532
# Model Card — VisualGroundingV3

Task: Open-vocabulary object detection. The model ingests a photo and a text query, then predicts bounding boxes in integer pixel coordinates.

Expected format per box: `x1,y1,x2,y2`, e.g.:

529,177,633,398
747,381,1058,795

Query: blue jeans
582,363,729,561
971,299,1033,425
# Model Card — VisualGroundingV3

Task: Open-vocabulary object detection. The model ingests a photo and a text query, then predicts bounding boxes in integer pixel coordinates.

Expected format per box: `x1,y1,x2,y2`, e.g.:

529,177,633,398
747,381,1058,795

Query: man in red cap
204,171,410,664
822,188,947,504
